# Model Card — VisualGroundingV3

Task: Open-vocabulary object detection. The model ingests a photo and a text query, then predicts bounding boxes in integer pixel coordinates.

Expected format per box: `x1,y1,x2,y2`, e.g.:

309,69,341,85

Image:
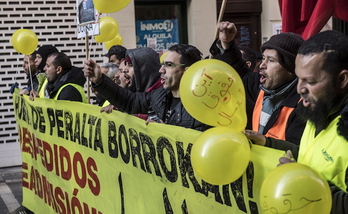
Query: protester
99,47,163,117
35,45,59,73
94,63,119,106
246,30,348,214
84,44,210,131
113,60,126,86
210,21,306,145
102,45,127,65
30,52,86,102
120,47,162,92
18,52,39,95
32,45,59,93
101,62,119,78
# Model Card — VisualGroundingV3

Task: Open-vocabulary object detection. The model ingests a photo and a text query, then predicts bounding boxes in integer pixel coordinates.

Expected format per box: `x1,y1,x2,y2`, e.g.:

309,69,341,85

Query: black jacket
46,66,86,102
93,75,210,131
210,39,305,145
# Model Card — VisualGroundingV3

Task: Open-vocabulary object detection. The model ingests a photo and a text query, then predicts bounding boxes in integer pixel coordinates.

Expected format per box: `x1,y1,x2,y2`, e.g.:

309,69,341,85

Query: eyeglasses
160,61,185,68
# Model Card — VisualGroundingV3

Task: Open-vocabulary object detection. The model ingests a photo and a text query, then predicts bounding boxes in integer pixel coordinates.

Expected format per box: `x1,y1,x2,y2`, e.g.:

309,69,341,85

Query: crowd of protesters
10,21,348,214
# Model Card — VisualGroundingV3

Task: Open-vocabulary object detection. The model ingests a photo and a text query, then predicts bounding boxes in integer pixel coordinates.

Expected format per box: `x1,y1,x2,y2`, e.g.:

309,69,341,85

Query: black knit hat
36,45,58,72
261,33,304,74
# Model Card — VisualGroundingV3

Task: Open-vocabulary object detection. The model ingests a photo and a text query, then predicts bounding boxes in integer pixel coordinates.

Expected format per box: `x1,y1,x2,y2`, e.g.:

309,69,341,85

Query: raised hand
217,21,237,49
83,59,103,84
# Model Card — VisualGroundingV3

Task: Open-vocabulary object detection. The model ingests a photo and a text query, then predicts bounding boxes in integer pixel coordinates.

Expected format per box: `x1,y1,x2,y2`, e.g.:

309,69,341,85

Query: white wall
109,0,137,50
260,0,282,42
187,0,217,57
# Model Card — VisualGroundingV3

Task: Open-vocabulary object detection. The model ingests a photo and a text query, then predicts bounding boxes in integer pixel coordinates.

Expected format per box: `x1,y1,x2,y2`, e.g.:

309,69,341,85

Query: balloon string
28,62,34,91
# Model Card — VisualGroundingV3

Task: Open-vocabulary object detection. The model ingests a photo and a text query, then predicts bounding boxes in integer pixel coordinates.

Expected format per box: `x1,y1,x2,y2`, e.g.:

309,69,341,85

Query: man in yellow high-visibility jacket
30,52,87,103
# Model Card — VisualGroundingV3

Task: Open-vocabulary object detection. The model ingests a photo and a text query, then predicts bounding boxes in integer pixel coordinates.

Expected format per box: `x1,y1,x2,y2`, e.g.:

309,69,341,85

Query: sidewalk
0,166,23,214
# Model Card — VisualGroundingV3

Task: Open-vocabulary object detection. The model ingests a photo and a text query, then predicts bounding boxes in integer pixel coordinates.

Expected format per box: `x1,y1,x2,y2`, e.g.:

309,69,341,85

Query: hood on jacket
125,47,161,92
37,45,59,72
46,66,86,95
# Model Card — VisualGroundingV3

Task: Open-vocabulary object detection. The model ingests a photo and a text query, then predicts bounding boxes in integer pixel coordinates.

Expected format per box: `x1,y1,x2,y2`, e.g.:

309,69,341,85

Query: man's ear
56,66,63,74
338,69,348,89
246,61,252,68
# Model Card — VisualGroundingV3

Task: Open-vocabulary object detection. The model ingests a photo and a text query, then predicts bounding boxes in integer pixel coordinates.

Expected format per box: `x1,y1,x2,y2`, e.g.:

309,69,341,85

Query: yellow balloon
95,16,119,43
191,127,250,185
104,33,123,50
260,163,332,214
93,0,131,13
180,59,247,131
11,29,38,55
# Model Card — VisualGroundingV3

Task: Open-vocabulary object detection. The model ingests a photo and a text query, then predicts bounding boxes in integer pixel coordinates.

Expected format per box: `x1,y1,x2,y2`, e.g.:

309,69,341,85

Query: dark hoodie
37,45,59,72
125,47,161,92
46,66,86,101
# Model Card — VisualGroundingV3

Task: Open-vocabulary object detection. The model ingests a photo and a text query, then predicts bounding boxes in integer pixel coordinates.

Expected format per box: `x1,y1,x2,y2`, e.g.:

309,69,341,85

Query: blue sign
136,19,179,51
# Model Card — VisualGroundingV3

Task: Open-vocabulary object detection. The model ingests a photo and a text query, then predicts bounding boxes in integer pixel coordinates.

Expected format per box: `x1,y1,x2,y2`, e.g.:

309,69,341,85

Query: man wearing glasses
83,44,210,131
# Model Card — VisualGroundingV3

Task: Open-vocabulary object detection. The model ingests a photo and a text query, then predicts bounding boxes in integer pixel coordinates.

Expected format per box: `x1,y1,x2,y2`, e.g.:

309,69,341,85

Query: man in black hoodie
118,47,162,92
35,45,59,73
30,52,86,102
34,45,59,92
100,47,163,115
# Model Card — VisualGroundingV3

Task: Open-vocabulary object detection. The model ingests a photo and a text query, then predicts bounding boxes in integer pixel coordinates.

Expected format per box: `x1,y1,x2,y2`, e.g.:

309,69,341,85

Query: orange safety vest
252,90,295,140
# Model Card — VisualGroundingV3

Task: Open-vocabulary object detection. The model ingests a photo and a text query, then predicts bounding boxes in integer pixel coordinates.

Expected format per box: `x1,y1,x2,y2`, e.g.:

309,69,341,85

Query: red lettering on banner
60,146,72,180
54,186,65,213
20,127,100,196
22,162,29,188
21,127,33,155
87,157,100,196
73,152,87,188
54,144,60,176
24,165,102,214
43,141,53,172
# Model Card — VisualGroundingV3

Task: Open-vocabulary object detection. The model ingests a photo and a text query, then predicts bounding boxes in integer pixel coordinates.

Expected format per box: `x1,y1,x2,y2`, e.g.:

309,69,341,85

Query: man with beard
210,21,306,145
18,52,39,95
245,30,348,213
84,44,210,131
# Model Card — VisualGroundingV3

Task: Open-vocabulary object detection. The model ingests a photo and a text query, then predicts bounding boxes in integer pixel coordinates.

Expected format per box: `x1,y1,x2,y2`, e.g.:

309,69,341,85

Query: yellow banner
12,90,284,214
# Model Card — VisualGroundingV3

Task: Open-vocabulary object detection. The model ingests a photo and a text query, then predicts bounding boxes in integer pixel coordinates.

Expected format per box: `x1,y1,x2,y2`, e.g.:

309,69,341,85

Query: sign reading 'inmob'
136,19,179,51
